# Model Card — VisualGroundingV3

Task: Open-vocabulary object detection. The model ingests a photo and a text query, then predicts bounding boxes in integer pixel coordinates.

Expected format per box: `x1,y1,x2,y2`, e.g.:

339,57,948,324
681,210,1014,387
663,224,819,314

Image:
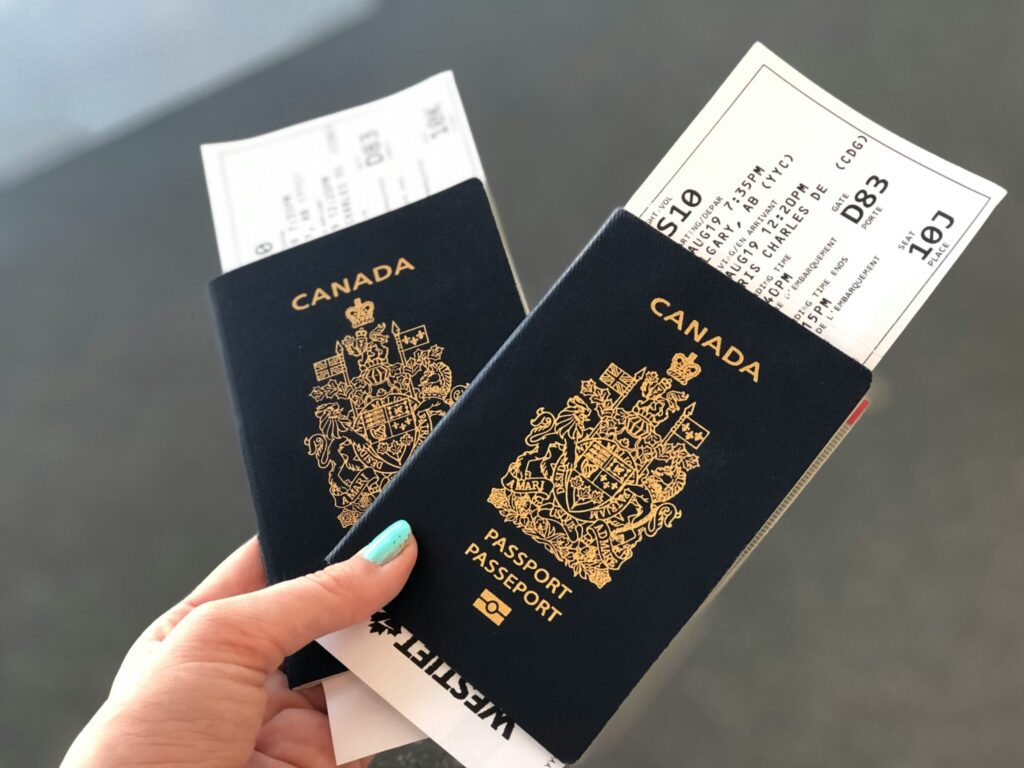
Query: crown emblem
345,297,375,328
667,351,701,386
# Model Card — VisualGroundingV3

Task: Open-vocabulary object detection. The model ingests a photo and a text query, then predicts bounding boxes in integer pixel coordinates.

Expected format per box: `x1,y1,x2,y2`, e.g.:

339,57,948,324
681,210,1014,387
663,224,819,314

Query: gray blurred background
2,1,1022,766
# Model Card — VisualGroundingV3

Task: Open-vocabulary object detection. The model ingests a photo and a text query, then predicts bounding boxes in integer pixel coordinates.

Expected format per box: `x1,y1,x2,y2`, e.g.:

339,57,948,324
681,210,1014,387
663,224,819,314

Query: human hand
62,520,416,768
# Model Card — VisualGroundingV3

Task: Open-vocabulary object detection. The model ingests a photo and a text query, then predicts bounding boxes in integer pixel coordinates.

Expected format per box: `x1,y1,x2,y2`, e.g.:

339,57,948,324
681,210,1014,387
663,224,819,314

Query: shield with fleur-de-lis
562,437,638,513
357,391,420,466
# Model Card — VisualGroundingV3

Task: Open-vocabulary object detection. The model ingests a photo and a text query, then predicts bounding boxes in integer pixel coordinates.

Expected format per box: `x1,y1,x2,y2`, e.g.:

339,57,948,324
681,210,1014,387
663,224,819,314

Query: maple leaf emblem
368,610,403,636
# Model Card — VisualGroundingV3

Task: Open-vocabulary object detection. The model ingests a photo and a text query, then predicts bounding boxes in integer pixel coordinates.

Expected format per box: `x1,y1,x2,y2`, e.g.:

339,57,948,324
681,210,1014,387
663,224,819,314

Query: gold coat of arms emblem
487,352,709,588
305,297,467,527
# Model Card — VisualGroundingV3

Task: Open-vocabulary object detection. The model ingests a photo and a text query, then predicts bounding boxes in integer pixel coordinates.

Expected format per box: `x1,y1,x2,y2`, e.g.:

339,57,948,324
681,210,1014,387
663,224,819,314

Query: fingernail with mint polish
359,519,412,565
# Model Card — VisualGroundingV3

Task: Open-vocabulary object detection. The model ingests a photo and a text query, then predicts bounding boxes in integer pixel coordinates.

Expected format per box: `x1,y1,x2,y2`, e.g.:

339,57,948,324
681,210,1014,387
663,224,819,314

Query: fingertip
392,530,418,573
358,519,414,566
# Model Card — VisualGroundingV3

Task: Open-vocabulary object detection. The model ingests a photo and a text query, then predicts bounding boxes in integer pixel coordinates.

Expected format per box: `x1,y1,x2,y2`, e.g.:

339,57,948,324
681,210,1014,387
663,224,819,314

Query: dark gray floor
3,2,1022,766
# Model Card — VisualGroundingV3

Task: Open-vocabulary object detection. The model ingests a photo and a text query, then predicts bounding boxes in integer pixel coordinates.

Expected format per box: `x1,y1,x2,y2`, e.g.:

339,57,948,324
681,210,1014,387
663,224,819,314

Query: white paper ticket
323,672,426,765
202,71,484,272
319,623,562,768
627,42,1004,368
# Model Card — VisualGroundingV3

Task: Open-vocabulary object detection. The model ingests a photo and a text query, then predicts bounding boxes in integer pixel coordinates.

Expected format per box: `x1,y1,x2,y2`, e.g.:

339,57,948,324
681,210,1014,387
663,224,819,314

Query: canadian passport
326,209,872,761
210,179,525,687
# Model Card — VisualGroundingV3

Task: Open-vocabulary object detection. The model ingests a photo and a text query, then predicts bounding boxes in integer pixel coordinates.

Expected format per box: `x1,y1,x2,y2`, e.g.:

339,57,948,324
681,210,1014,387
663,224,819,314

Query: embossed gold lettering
290,259,415,311
650,297,761,383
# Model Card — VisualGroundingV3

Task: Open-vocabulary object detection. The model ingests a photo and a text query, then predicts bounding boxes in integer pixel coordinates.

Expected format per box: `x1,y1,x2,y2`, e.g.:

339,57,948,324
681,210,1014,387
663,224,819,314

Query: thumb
173,520,416,670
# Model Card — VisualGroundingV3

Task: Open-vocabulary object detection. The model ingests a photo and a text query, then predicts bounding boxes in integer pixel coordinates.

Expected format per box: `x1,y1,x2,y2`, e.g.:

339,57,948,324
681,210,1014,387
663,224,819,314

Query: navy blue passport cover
327,210,871,762
209,180,525,688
